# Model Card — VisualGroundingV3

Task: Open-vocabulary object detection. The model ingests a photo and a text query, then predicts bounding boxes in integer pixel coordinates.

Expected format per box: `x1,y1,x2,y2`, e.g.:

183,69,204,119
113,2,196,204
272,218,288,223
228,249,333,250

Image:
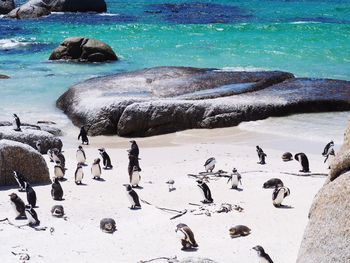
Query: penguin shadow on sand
274,204,294,209
92,177,106,182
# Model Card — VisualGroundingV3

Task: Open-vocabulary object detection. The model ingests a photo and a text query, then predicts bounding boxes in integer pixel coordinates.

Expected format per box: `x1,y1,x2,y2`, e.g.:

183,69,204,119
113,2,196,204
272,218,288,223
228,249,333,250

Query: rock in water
49,37,118,63
296,121,350,263
0,74,10,79
0,140,50,186
0,0,15,15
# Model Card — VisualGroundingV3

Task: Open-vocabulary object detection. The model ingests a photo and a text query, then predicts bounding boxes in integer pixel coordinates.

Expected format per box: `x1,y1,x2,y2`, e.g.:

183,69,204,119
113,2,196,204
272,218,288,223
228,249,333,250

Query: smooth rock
0,0,15,15
0,140,50,186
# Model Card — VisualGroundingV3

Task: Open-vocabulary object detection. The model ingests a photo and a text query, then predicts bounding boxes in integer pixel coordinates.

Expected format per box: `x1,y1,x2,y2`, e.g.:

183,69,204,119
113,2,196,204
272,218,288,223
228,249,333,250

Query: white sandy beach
0,126,330,262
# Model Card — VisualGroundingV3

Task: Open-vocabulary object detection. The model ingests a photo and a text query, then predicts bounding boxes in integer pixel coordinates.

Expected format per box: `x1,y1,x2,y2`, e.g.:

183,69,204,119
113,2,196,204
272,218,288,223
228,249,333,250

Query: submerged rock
49,37,118,63
0,140,50,186
0,0,15,15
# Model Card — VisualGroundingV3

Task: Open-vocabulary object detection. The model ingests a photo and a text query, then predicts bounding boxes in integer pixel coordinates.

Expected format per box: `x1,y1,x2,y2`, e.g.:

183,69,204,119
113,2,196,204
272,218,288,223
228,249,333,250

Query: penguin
9,193,26,219
281,152,293,162
98,148,113,169
229,225,251,238
204,157,216,173
51,178,63,200
322,141,335,169
196,179,213,203
130,166,141,188
91,158,102,180
52,148,65,169
76,145,86,165
227,168,242,189
25,182,37,208
48,148,56,162
322,141,334,157
175,223,198,250
262,178,284,189
252,245,274,263
36,140,42,154
54,161,65,180
166,179,175,192
100,218,117,234
51,205,64,218
272,186,290,207
13,171,27,192
256,146,267,164
294,152,310,172
128,140,139,157
25,205,40,227
123,184,141,209
128,153,141,180
78,126,89,145
13,113,21,131
74,164,84,185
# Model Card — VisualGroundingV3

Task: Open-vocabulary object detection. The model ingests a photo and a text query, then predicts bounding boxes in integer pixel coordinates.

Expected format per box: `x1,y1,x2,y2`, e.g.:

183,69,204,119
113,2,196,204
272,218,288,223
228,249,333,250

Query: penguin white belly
131,171,140,185
75,170,84,182
259,257,271,263
205,160,215,172
76,151,86,163
231,175,239,187
126,192,135,206
176,229,186,240
273,190,285,205
54,167,64,178
25,210,36,225
91,164,101,177
53,154,60,163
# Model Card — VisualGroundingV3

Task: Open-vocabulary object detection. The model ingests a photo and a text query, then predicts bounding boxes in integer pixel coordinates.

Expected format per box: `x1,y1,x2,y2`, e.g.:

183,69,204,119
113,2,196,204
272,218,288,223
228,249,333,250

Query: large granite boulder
57,66,350,137
0,126,62,153
7,0,106,19
296,122,350,263
0,0,15,15
49,37,118,63
0,140,50,186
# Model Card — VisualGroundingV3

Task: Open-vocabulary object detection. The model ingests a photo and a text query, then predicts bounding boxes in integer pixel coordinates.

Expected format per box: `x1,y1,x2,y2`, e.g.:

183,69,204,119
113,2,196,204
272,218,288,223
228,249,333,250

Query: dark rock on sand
0,74,10,79
49,37,118,63
0,140,50,186
0,0,15,15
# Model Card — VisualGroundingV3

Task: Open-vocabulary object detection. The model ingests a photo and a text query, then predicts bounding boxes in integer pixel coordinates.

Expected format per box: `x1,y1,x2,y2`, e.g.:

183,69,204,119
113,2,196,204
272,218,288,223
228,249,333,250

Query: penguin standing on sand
197,179,213,203
204,157,216,173
175,223,198,250
272,186,290,207
74,164,84,185
256,146,267,164
13,114,21,131
25,182,37,207
123,184,141,209
253,245,274,263
13,171,27,192
294,153,310,172
76,145,86,165
9,193,26,219
99,148,113,169
128,154,141,183
78,126,89,145
54,160,65,180
227,168,242,189
51,178,63,200
128,140,139,157
322,141,335,169
91,158,102,180
25,205,40,227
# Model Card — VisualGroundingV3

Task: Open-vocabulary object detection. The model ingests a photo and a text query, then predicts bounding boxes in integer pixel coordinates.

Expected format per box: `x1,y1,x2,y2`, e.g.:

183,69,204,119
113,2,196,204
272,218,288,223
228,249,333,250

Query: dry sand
0,127,330,262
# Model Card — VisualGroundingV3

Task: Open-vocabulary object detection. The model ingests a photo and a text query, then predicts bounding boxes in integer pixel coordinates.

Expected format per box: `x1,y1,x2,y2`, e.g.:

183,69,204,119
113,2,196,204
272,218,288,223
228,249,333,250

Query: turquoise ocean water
0,0,349,142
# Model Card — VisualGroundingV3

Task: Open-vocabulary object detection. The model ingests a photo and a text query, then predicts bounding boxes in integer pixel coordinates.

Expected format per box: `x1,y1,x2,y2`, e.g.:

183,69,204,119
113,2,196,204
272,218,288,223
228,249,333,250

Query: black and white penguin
130,166,141,188
78,126,89,145
74,164,84,185
54,161,65,181
123,184,141,209
128,140,139,158
51,205,64,217
252,245,274,263
51,178,63,200
76,145,86,165
229,225,251,238
175,223,198,250
100,218,117,234
25,182,37,208
294,152,310,172
128,153,141,180
204,157,216,173
166,179,175,192
98,148,113,169
197,179,213,203
91,158,102,180
13,171,27,192
13,113,21,131
36,140,42,154
25,205,40,227
263,178,284,189
256,146,267,165
227,168,242,189
52,148,65,169
9,193,26,219
322,141,335,169
272,186,290,207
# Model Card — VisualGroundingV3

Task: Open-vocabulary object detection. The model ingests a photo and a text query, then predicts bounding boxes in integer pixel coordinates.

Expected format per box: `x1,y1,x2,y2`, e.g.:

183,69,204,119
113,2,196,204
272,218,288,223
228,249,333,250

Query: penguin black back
51,178,63,200
25,182,37,207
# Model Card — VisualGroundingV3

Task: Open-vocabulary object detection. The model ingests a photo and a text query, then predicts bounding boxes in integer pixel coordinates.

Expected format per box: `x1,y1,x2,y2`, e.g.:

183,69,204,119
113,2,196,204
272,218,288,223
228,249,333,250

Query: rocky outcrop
0,0,15,15
296,122,350,263
56,66,350,137
7,0,106,19
0,140,50,186
49,37,118,63
0,126,62,153
0,74,10,79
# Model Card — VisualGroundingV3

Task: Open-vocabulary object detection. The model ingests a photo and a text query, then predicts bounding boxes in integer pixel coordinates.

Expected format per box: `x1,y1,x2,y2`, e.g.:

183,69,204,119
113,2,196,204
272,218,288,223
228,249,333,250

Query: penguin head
13,114,17,118
94,158,101,164
196,179,203,185
123,184,132,191
256,146,260,149
98,148,105,152
232,168,237,173
252,245,265,255
13,171,18,178
9,193,18,200
55,160,61,165
175,223,187,232
129,140,136,144
25,204,32,211
78,145,83,150
132,166,139,172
